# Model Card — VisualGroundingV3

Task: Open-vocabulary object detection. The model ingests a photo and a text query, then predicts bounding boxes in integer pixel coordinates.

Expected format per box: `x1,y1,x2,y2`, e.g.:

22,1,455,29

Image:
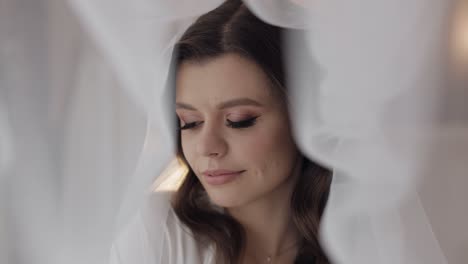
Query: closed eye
226,116,258,129
178,117,259,130
179,121,203,130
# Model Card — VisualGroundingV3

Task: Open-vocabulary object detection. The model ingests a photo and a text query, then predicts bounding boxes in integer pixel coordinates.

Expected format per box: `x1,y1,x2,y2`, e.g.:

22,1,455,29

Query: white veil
1,0,467,263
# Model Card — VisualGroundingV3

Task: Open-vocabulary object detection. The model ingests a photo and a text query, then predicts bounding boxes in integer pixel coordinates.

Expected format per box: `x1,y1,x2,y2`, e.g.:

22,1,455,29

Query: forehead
175,53,276,107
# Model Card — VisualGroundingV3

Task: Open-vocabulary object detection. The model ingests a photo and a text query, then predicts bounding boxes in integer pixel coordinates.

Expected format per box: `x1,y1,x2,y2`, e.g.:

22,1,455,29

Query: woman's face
176,53,298,208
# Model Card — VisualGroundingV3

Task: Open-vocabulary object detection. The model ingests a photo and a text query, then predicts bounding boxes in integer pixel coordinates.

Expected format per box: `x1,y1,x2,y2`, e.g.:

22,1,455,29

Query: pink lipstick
201,169,244,185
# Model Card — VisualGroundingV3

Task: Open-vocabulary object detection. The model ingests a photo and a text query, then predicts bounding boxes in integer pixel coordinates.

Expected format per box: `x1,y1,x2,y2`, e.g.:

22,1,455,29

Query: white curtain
1,0,467,263
0,1,145,263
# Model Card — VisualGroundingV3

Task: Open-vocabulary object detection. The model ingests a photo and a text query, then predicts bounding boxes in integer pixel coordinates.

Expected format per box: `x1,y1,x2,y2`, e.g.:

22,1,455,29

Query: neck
226,156,304,260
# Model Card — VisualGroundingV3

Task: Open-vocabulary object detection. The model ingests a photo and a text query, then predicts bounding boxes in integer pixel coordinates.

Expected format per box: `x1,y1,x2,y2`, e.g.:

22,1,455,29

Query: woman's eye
226,116,258,129
179,121,203,130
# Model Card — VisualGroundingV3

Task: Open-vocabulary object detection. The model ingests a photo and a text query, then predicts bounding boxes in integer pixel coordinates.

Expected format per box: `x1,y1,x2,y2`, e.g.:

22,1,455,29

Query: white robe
109,191,216,264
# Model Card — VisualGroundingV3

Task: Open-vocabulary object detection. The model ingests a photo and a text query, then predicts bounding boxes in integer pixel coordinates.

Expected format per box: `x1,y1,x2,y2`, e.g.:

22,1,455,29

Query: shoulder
141,190,175,228
110,191,212,264
110,191,175,264
147,191,213,263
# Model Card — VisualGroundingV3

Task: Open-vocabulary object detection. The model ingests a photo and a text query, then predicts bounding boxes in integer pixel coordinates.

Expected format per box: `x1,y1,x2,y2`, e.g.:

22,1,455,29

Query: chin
204,187,250,209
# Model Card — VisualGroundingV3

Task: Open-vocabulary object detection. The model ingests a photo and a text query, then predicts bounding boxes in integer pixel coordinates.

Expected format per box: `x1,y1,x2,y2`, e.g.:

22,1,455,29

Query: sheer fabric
1,0,467,263
109,191,215,264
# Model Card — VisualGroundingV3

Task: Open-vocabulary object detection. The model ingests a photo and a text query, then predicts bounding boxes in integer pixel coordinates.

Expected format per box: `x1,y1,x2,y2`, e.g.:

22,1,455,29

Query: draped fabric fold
1,0,467,263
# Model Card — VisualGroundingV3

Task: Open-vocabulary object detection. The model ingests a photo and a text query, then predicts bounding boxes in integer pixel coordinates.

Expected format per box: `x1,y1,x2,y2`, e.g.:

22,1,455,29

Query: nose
196,124,228,158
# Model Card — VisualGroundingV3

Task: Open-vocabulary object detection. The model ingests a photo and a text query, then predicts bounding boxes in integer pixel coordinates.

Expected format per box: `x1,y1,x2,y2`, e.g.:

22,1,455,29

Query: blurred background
0,0,147,263
1,0,467,263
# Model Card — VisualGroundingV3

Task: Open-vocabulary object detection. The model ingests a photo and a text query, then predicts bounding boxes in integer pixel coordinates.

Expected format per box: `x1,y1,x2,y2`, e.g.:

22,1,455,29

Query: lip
201,169,245,186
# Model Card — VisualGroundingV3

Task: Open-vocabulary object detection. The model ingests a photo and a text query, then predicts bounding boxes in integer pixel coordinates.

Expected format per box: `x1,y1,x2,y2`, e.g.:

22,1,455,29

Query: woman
110,1,332,263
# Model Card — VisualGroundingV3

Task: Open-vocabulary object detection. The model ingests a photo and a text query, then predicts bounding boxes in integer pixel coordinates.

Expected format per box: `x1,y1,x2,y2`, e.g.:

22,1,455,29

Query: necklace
263,240,300,263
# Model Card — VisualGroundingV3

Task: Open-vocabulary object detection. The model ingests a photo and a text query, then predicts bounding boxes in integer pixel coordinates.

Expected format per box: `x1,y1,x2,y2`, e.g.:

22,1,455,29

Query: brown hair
171,1,332,263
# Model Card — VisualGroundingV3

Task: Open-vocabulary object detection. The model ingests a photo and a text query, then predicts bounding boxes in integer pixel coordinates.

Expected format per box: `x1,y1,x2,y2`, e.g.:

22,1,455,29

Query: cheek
236,121,296,178
180,134,197,167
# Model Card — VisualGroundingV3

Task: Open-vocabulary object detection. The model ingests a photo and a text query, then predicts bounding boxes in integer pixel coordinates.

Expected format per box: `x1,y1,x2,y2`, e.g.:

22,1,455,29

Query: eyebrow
176,98,263,111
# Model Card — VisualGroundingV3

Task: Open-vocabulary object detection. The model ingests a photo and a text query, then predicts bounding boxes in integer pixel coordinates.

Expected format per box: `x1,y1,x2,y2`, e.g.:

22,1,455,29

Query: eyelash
179,116,258,130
